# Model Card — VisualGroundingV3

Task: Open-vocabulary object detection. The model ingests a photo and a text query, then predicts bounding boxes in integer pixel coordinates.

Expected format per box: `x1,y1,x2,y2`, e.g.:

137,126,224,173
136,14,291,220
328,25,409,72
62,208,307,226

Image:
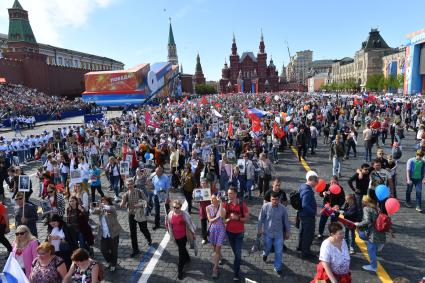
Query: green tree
386,75,399,92
366,74,385,91
195,84,217,95
397,74,404,89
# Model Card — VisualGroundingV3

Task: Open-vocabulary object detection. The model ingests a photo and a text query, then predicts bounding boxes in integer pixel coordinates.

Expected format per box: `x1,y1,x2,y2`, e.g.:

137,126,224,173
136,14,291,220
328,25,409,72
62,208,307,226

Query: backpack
392,147,402,160
374,211,392,233
289,191,302,210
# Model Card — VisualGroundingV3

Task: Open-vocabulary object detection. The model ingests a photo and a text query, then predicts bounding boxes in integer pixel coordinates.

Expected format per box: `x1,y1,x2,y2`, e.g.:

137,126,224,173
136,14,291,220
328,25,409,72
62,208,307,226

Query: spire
168,17,175,45
224,58,228,69
269,55,275,68
231,33,237,56
12,0,23,9
8,0,37,44
167,17,178,65
195,53,202,73
194,53,205,85
259,29,265,54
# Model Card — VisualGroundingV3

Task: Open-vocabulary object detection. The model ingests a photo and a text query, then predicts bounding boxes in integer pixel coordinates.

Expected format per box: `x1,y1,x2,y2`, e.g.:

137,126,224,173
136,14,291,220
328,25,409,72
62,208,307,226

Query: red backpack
374,210,392,233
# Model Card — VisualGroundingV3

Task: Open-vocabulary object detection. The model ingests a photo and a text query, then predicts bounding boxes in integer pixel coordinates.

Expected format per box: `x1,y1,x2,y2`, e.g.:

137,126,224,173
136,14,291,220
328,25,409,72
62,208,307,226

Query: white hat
306,170,318,181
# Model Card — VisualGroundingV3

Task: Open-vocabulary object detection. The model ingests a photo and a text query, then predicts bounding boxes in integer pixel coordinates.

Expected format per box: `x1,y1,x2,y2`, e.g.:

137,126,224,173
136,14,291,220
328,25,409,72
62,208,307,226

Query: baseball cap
306,170,318,181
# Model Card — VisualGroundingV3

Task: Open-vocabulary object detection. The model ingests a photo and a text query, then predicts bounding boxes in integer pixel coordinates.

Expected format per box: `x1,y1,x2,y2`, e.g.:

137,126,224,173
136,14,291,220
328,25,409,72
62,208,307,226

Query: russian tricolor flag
245,108,268,119
1,254,29,283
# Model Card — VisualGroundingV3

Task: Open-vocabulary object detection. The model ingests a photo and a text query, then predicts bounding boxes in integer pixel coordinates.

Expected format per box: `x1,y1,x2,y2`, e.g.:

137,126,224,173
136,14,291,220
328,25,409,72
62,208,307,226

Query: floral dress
207,205,226,246
71,259,97,282
30,256,64,283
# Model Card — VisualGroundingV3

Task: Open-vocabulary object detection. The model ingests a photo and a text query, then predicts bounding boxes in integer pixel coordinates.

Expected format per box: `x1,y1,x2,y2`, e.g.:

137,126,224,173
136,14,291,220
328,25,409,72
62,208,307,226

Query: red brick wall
0,58,24,84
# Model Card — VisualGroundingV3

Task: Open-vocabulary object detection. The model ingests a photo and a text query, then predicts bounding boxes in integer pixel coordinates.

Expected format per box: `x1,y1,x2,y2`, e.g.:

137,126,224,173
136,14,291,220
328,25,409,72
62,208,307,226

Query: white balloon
275,117,280,124
285,116,292,122
274,95,279,101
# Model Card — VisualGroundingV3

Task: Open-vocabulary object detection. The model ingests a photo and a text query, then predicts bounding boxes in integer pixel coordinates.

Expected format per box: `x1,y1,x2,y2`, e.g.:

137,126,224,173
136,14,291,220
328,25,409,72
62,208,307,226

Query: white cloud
0,0,114,46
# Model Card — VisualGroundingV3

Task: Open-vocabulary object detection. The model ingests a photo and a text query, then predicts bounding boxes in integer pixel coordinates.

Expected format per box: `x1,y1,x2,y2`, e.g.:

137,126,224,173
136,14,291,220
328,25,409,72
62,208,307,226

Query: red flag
201,96,208,105
227,120,233,138
273,123,284,139
251,116,262,132
214,103,221,108
179,96,188,106
144,111,159,128
266,96,271,104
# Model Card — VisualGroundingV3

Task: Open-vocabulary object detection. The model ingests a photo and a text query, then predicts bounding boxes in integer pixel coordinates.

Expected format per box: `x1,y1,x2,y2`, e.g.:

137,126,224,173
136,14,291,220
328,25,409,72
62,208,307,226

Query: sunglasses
37,252,47,256
15,232,26,236
16,198,23,200
173,206,181,209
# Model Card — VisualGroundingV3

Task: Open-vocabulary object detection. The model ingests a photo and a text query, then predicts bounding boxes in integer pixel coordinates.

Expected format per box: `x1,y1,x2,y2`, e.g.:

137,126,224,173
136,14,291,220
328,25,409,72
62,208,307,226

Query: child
387,154,398,198
341,194,358,254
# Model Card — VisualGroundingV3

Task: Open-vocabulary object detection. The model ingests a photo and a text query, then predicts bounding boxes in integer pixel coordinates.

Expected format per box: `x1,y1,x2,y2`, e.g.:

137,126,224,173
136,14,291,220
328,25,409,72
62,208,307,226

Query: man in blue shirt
297,171,318,259
152,166,171,229
258,191,290,274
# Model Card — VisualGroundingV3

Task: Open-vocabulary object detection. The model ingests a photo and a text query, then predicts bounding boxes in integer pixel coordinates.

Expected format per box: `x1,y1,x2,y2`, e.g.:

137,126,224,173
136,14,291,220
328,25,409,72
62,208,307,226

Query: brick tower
193,53,206,85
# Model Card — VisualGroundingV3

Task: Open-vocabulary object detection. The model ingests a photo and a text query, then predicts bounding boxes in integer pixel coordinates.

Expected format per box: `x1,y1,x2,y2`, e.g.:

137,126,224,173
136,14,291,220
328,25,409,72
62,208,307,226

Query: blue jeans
364,141,372,162
110,175,120,197
61,173,68,185
332,157,341,176
358,231,377,269
245,179,253,199
345,228,355,249
263,234,283,271
406,179,422,208
272,147,278,162
227,232,244,277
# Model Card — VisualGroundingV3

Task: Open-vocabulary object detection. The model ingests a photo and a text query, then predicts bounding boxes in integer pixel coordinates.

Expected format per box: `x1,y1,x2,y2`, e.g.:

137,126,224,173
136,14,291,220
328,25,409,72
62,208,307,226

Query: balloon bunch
375,184,400,215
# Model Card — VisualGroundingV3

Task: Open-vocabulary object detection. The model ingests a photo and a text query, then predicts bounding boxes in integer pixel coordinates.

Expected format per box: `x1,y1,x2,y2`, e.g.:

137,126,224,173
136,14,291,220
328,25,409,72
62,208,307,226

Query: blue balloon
375,184,390,201
144,152,151,160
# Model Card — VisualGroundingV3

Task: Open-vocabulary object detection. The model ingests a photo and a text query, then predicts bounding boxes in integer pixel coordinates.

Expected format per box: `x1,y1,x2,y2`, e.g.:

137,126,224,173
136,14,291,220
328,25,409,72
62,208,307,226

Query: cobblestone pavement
0,127,424,283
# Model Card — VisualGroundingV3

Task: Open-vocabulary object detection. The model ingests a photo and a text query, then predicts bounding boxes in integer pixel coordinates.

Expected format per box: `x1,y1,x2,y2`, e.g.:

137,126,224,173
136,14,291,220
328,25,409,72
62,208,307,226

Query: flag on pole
273,123,284,139
211,109,223,118
2,253,30,283
251,116,262,132
227,120,233,138
201,96,208,105
144,112,159,128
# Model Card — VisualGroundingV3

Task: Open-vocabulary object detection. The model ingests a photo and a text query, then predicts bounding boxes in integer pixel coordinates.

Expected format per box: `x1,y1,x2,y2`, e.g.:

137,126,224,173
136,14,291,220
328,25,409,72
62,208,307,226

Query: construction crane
285,40,292,60
285,40,295,82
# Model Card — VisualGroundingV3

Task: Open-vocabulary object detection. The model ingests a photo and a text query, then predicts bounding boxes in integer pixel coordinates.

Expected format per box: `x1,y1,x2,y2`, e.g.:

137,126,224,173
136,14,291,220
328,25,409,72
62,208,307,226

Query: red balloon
175,117,181,124
371,121,381,129
329,184,342,194
315,179,326,193
385,198,400,215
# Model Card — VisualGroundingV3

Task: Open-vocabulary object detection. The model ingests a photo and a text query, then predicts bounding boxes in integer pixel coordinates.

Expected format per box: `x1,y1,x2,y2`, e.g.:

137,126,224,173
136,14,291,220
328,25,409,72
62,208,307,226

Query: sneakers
416,207,423,212
349,247,355,254
262,255,267,262
232,276,240,281
274,268,282,275
110,266,116,272
362,265,377,272
202,239,208,245
114,196,121,202
405,202,413,208
316,234,323,240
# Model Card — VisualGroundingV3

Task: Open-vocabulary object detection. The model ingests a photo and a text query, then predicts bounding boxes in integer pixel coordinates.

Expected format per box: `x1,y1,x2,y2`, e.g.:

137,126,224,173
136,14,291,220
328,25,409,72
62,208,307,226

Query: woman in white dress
317,222,352,283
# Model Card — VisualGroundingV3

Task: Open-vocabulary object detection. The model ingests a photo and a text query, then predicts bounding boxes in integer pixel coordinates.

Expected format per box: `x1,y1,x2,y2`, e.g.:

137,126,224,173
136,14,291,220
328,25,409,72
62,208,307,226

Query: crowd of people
0,83,89,120
0,91,423,282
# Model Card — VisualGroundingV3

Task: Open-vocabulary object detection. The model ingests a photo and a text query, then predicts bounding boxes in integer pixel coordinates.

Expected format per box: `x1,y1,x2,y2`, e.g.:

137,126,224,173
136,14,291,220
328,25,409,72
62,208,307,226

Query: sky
0,0,424,81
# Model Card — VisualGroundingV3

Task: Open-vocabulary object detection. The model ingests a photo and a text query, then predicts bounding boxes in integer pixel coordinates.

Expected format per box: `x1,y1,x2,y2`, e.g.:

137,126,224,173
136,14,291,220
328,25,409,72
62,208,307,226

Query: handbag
134,200,147,222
